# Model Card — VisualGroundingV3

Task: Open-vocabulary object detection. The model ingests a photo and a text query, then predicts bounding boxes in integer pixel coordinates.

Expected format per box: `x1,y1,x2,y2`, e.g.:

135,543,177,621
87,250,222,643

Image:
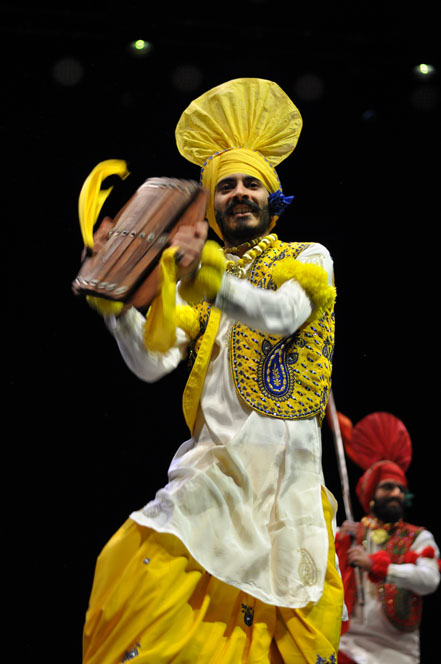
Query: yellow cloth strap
182,306,221,433
143,247,180,353
78,159,130,250
142,242,223,432
272,259,336,321
143,242,224,353
142,243,222,433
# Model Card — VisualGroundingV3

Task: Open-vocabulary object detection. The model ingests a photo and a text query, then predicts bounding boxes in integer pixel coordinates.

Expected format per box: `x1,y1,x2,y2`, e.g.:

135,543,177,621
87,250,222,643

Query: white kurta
339,528,440,663
105,242,338,608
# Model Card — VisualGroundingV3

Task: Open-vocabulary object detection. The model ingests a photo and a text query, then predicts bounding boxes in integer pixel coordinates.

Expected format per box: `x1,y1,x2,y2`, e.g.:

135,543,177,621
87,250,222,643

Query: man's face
214,174,271,247
371,480,406,523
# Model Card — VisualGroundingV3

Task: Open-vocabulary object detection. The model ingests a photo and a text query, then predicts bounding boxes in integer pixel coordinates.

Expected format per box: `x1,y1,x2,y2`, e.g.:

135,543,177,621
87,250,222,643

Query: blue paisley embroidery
258,334,303,401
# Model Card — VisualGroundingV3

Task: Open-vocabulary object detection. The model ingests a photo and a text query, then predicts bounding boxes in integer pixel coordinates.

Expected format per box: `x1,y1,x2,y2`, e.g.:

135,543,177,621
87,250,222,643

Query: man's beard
371,496,404,523
215,200,272,246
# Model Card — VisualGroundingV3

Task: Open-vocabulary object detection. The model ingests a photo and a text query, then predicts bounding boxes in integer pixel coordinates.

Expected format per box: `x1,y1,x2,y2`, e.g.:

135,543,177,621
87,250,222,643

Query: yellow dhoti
83,489,343,664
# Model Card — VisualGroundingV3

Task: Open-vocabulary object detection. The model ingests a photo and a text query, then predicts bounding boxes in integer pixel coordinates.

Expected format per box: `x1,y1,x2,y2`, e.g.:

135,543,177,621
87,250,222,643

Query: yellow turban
175,78,303,238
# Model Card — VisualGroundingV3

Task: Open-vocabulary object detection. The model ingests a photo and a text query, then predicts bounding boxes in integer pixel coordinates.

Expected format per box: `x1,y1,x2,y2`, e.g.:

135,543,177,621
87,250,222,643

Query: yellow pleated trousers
83,488,343,664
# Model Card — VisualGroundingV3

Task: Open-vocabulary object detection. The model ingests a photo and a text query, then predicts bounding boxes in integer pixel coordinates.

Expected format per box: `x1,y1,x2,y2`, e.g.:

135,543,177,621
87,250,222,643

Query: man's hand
171,221,209,279
347,545,373,571
339,520,360,538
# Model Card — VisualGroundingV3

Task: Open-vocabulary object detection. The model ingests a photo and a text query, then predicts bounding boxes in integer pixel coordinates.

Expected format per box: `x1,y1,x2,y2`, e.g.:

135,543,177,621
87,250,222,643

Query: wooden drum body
73,177,208,311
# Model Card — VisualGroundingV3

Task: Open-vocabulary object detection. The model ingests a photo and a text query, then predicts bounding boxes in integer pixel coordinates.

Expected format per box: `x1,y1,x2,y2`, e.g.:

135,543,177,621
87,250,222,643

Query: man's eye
382,482,404,492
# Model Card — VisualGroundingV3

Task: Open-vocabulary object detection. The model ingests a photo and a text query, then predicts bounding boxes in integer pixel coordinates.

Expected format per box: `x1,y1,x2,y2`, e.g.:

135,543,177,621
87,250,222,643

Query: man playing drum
82,77,343,664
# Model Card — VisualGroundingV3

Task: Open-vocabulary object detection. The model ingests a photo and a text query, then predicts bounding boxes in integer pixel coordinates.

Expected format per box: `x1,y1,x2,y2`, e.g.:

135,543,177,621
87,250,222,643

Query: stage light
410,63,439,110
413,63,436,78
128,39,153,57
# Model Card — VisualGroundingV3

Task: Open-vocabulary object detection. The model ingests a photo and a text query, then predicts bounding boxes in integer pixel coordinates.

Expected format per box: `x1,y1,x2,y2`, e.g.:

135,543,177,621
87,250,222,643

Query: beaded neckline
224,234,278,278
224,236,263,256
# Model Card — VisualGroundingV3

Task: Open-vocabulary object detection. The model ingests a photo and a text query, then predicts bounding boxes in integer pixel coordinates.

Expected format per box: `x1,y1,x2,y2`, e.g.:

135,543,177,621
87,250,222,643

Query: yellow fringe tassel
143,250,204,353
175,305,201,340
143,247,180,353
272,258,336,320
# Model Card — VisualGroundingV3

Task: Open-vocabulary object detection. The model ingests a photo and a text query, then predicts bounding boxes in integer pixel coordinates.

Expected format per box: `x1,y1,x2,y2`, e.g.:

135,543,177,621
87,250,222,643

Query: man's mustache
225,197,261,216
378,496,404,510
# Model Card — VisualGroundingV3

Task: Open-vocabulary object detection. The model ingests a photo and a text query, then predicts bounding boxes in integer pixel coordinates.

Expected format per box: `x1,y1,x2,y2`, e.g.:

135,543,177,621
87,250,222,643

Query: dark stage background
6,2,439,661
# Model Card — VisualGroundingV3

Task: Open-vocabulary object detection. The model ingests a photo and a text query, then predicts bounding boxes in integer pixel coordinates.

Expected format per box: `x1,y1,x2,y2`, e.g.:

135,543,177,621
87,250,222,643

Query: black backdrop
6,2,440,661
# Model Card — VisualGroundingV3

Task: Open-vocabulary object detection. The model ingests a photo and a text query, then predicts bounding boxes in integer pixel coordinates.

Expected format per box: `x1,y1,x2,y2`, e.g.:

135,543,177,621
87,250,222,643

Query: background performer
335,411,440,663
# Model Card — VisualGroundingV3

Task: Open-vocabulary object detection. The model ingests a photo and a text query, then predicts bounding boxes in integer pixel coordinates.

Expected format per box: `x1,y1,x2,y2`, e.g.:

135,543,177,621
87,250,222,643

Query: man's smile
226,200,260,218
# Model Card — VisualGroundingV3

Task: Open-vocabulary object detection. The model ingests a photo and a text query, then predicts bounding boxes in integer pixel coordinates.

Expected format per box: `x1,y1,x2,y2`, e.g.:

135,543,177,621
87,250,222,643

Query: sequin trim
121,644,141,661
241,604,254,626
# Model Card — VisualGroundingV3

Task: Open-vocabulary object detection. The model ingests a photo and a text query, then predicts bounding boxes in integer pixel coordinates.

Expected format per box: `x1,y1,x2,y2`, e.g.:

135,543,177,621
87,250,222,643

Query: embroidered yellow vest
184,240,335,430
